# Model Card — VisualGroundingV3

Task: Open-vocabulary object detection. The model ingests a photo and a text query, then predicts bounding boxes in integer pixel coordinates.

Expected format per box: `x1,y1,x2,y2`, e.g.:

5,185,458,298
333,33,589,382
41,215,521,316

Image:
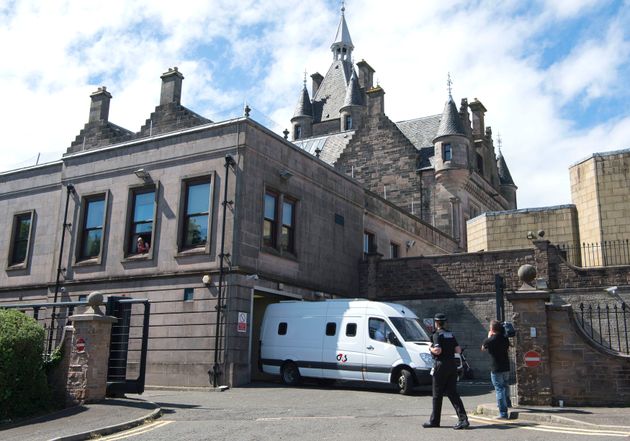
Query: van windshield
389,317,431,342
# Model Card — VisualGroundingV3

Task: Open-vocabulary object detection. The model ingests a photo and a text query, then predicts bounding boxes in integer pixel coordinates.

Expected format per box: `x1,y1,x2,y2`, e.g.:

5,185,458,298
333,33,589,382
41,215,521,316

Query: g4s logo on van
336,353,348,363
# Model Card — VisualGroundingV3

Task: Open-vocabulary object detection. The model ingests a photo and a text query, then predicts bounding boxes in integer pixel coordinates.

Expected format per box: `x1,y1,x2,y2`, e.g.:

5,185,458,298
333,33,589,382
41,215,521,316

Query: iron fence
558,240,630,267
1,301,87,358
576,302,629,355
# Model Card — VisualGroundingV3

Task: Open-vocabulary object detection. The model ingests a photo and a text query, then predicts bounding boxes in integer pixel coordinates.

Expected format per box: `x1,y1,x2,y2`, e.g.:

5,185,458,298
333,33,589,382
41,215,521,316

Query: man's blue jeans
490,371,510,418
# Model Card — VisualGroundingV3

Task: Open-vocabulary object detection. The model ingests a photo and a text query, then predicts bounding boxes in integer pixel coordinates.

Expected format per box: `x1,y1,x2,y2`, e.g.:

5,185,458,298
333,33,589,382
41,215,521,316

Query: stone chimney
88,87,112,123
311,72,324,98
160,67,184,106
468,98,487,138
366,86,385,116
357,60,375,90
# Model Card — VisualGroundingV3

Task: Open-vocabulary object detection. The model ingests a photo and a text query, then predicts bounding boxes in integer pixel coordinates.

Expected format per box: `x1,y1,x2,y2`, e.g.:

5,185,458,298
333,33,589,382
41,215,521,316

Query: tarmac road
93,382,630,441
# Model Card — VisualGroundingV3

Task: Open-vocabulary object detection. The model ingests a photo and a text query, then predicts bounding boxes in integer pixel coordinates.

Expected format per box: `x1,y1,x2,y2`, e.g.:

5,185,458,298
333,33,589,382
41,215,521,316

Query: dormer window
443,143,452,161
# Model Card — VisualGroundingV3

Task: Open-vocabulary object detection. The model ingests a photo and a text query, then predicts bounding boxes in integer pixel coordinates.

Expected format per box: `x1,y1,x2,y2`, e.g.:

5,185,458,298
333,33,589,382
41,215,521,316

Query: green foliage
0,309,51,421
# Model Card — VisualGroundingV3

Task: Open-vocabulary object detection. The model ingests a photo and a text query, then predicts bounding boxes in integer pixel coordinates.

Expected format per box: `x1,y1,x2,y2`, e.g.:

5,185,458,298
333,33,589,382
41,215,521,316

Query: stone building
468,148,630,266
291,8,517,250
0,67,458,387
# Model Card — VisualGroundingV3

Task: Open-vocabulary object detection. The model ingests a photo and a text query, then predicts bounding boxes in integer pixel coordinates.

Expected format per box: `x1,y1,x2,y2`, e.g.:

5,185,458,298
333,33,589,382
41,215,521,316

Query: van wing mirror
387,332,402,346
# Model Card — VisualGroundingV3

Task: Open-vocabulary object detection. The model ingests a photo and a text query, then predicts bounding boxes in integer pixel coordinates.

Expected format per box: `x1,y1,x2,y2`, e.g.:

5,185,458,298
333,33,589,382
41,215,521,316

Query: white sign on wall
237,312,248,333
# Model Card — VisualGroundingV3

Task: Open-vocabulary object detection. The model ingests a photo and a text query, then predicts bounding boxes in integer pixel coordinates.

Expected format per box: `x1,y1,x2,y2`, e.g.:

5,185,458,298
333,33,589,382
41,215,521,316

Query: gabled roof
433,97,466,141
312,59,353,122
395,114,441,150
67,121,133,154
293,131,355,165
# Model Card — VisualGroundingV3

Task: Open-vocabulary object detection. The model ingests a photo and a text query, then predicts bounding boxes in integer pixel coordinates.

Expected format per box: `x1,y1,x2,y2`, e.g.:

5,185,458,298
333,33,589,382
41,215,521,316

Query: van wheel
396,368,414,395
281,362,302,386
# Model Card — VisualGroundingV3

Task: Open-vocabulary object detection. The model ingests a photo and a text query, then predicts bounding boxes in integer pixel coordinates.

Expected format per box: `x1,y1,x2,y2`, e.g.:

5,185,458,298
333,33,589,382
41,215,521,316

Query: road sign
237,312,247,333
524,350,541,367
76,337,86,353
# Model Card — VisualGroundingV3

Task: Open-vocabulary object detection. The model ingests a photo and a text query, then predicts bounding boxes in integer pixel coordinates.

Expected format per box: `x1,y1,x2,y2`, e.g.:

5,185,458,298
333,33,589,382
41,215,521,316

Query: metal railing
558,240,630,267
577,302,629,354
0,301,88,358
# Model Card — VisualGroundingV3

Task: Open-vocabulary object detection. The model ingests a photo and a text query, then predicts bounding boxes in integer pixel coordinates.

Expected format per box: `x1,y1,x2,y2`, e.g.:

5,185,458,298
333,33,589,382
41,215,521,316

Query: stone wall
547,304,630,406
467,205,579,253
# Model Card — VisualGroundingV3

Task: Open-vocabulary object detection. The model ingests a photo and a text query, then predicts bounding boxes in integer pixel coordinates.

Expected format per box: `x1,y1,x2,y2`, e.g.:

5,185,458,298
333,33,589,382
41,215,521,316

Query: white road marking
469,416,630,437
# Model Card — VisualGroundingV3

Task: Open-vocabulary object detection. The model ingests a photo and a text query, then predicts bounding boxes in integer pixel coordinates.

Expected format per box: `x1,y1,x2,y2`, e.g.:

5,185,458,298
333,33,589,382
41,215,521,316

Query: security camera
60,287,66,293
605,286,618,295
246,274,259,281
406,240,416,248
202,274,212,285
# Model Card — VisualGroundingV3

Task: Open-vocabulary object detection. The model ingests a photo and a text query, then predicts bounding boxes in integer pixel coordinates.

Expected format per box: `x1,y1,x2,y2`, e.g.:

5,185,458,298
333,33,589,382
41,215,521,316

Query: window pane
187,182,210,215
264,193,277,220
346,323,357,337
85,199,104,228
185,214,208,246
282,201,293,226
281,225,293,253
16,215,31,241
133,222,153,234
263,220,274,247
133,191,154,222
82,229,102,258
12,238,28,264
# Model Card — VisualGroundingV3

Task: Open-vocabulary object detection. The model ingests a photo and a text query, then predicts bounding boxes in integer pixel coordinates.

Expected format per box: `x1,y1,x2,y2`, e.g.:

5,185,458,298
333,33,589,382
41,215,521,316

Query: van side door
321,315,366,381
364,317,403,383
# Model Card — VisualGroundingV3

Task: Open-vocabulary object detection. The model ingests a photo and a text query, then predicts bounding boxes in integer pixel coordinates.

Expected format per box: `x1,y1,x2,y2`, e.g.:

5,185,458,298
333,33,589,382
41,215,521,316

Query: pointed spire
342,68,363,108
497,148,515,186
293,81,313,118
434,96,466,140
331,4,354,61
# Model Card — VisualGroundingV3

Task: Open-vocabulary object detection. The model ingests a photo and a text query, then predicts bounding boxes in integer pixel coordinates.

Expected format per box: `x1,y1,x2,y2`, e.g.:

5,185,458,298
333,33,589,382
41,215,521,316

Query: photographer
481,320,511,419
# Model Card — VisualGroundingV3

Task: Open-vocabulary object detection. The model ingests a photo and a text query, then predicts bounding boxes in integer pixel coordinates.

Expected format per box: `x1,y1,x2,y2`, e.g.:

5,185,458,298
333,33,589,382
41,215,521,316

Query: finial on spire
303,69,307,87
341,0,345,13
497,133,503,152
447,72,453,99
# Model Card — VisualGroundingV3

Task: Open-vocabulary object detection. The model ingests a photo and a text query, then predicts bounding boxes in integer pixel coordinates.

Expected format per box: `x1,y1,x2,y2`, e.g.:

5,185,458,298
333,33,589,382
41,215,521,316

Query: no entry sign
524,350,541,367
76,337,86,353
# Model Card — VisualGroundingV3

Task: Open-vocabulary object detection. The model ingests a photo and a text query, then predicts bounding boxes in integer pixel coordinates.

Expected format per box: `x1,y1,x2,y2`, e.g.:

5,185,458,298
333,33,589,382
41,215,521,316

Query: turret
433,95,470,184
291,81,313,140
339,69,364,131
497,150,518,209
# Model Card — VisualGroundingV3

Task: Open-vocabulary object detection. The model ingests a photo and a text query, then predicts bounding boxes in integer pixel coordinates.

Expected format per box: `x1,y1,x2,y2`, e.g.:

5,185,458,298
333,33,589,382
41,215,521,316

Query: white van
259,299,434,394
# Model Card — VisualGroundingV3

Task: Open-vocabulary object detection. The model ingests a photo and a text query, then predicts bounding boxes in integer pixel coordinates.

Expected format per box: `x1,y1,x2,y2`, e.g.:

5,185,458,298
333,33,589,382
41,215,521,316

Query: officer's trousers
429,366,467,426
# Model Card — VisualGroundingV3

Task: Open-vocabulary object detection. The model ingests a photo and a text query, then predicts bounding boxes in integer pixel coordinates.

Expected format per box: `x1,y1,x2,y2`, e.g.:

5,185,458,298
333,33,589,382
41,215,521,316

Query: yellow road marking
98,419,174,440
256,416,356,421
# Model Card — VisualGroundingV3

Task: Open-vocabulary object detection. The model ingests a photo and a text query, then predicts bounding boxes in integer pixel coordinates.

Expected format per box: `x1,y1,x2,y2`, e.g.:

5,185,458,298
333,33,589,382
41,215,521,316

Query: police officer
423,313,470,430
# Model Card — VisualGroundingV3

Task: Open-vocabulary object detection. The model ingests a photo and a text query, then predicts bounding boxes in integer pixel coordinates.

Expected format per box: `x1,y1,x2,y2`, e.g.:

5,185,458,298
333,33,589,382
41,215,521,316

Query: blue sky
1,0,629,210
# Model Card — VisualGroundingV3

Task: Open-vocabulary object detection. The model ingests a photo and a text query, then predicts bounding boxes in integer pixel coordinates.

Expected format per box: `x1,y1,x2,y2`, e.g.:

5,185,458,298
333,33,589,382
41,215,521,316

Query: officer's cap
434,313,447,321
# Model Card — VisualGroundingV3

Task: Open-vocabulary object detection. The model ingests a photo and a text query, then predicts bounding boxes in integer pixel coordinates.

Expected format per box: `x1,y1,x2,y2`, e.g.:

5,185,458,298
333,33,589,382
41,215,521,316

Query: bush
0,309,51,421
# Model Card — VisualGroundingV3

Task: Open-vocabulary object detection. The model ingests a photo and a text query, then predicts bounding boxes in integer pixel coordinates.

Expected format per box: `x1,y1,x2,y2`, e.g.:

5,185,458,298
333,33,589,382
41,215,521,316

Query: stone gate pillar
65,292,117,404
506,264,553,405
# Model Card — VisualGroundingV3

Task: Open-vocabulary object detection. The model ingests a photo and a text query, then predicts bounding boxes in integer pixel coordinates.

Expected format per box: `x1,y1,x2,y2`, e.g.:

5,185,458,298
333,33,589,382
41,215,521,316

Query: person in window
370,320,387,342
137,237,150,254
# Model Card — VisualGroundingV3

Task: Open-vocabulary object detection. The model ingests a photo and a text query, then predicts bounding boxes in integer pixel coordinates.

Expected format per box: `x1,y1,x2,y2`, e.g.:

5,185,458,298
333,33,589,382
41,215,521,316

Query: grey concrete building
0,67,458,387
292,8,518,250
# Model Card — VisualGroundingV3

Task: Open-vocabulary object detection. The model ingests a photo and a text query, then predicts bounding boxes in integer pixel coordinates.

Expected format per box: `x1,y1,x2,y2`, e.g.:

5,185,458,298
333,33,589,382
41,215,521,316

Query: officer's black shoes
422,422,439,428
453,419,470,430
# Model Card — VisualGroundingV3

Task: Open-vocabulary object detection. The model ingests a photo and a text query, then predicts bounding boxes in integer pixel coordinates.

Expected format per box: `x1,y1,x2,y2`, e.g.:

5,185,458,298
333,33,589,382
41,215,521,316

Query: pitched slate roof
342,69,363,108
293,84,313,118
293,131,355,165
312,60,353,122
497,151,515,186
395,114,441,150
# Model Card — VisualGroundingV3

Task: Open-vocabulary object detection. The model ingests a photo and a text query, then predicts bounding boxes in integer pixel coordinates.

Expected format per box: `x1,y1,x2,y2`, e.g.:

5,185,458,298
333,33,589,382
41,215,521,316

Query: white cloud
1,0,629,214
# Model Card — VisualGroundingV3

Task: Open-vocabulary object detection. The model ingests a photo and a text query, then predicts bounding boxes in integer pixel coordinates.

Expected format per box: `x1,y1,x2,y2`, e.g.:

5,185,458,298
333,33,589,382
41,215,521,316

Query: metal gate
106,297,150,396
